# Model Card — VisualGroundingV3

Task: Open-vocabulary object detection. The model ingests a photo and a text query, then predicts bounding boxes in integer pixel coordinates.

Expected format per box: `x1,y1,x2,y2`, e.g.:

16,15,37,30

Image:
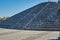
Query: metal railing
24,3,50,28
11,3,42,27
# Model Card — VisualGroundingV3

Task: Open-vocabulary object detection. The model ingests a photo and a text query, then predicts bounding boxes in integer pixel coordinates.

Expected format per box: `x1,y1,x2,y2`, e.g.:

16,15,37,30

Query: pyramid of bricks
0,1,60,31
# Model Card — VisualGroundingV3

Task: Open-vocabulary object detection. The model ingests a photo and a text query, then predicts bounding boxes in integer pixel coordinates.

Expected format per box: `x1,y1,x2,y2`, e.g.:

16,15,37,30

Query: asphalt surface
0,28,59,40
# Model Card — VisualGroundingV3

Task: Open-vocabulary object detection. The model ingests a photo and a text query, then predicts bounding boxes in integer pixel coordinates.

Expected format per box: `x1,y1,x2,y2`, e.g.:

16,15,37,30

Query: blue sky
0,0,58,18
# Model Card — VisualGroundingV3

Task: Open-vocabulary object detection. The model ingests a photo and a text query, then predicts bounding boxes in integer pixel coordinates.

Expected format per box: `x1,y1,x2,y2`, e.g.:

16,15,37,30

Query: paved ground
0,28,59,40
